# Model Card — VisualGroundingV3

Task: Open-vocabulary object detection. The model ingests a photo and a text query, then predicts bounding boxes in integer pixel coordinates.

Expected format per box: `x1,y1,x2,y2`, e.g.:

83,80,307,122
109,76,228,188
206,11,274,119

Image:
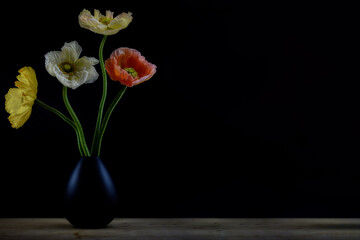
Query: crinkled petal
108,12,133,30
79,9,132,35
74,56,99,84
106,10,114,19
53,65,72,88
85,66,99,84
75,56,99,68
94,9,101,20
99,29,123,35
53,65,88,90
14,67,38,100
45,51,64,77
8,107,32,129
16,67,37,87
105,57,137,87
88,57,99,65
5,67,37,129
105,47,156,87
79,9,107,34
45,42,98,89
61,41,82,63
70,69,89,86
79,9,101,28
132,68,157,86
16,67,38,96
5,88,23,114
5,88,32,129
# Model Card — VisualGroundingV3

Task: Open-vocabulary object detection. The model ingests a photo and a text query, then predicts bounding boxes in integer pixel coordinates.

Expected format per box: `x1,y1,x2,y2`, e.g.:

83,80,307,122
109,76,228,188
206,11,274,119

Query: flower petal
105,10,114,20
85,66,99,84
105,47,156,87
45,42,98,89
45,51,63,77
79,9,101,28
16,67,38,92
79,9,132,35
94,9,101,20
79,9,108,34
132,68,157,86
8,107,32,129
5,67,37,129
108,12,133,30
74,56,99,84
105,58,122,82
5,88,23,115
70,69,89,87
53,65,88,90
61,41,82,63
75,56,99,67
14,67,38,102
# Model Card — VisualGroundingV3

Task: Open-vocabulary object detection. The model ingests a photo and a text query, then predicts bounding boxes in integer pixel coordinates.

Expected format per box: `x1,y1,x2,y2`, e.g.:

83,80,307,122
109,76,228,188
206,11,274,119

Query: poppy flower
79,9,132,35
105,47,157,87
45,41,99,89
5,67,38,129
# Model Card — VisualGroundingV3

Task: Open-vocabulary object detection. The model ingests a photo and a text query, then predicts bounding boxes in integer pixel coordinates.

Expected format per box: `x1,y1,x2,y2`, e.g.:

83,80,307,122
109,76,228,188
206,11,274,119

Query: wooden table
1,218,360,239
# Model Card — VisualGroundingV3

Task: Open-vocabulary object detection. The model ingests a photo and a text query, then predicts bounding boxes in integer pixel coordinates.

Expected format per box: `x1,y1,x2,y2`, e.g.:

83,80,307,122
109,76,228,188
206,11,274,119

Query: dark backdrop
1,1,358,217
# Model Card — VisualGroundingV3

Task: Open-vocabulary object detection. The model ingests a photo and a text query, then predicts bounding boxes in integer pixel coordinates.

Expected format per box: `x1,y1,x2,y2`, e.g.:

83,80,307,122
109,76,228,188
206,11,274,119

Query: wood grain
1,218,360,239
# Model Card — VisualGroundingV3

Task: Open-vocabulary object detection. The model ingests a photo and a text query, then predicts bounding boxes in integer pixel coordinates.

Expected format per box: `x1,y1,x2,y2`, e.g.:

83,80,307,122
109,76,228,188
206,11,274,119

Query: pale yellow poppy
79,9,133,35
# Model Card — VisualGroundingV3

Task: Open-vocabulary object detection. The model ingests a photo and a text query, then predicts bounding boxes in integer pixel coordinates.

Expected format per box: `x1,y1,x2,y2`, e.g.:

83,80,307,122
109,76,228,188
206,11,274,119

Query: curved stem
35,99,84,156
96,85,127,156
62,86,90,156
91,35,108,156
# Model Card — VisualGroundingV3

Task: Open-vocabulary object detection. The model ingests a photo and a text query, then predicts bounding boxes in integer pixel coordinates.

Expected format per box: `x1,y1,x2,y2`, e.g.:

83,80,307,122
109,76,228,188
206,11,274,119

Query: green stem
35,99,84,156
96,85,127,156
62,86,90,156
91,35,108,156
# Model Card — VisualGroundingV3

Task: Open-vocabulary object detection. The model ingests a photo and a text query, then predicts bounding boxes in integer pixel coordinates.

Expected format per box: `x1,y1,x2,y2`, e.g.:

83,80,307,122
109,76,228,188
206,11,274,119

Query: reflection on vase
65,157,118,228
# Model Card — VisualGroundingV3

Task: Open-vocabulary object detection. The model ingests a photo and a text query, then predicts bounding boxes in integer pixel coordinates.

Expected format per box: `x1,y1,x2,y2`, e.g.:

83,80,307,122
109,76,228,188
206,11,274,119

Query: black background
1,1,359,217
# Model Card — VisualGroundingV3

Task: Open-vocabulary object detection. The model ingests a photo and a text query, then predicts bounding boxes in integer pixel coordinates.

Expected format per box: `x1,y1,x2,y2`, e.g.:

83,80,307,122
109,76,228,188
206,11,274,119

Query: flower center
60,62,74,74
124,67,138,78
99,17,111,25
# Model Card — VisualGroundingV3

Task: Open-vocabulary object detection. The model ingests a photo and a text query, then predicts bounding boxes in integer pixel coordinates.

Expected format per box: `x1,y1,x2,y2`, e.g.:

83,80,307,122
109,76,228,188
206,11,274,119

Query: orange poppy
105,48,156,87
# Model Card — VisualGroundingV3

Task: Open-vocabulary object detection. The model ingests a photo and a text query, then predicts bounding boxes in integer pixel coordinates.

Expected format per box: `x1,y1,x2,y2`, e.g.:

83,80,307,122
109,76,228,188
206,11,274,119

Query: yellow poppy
5,67,38,129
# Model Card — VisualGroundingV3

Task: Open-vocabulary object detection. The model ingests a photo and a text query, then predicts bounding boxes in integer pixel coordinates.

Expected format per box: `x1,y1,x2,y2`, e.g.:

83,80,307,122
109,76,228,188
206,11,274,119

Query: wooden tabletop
1,218,360,240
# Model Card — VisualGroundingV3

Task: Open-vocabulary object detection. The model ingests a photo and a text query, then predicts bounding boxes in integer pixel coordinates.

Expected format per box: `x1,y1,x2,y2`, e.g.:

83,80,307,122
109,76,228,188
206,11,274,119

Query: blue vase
65,157,118,228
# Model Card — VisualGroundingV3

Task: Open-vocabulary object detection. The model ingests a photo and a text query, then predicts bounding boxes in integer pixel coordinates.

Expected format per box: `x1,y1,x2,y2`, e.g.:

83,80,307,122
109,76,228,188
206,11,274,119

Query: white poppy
45,41,99,89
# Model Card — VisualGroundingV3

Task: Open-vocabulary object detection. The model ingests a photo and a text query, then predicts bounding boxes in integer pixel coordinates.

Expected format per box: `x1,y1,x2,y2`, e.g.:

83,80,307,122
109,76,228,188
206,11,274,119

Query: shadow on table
45,222,121,230
42,223,74,230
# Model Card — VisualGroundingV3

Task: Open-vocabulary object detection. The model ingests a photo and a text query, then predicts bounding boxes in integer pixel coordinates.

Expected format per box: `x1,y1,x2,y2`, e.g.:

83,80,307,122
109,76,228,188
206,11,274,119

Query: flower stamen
124,67,138,78
99,17,111,25
60,62,74,74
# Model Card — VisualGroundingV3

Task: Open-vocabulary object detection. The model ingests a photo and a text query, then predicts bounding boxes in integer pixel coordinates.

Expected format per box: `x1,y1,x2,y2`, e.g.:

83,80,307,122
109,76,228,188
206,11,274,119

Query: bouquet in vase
4,9,157,228
5,9,157,157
